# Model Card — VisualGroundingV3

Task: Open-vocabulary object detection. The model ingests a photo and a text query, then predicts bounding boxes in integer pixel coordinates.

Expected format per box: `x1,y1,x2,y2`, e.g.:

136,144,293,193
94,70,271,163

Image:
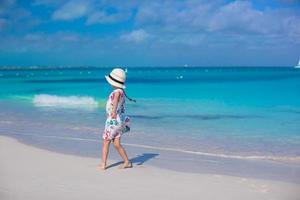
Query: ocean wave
10,95,33,101
130,114,262,120
33,94,99,108
8,132,300,162
123,143,300,162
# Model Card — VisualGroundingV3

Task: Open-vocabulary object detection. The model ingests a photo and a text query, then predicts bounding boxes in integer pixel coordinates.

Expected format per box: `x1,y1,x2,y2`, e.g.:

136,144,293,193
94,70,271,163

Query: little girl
98,68,134,170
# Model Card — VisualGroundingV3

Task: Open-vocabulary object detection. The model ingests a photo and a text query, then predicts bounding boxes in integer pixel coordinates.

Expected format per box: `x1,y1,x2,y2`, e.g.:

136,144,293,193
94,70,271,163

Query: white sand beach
0,135,299,200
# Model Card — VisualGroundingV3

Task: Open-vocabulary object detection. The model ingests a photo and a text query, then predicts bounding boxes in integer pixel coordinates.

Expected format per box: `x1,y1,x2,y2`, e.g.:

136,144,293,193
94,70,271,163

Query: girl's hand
111,112,117,119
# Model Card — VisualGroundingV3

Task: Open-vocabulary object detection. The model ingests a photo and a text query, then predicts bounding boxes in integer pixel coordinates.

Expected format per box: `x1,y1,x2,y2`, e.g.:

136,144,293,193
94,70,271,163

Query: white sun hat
105,68,126,89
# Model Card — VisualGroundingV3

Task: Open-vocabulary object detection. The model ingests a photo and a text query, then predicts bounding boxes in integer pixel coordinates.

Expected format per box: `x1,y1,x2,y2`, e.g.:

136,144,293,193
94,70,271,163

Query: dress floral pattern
103,89,130,140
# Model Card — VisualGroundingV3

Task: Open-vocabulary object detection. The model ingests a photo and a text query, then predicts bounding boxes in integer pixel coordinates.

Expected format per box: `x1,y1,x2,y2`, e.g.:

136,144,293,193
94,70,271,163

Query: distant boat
295,59,300,68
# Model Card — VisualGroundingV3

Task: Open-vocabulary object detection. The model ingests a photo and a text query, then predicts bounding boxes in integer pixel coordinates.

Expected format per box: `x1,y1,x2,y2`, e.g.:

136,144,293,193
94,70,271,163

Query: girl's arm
111,91,120,119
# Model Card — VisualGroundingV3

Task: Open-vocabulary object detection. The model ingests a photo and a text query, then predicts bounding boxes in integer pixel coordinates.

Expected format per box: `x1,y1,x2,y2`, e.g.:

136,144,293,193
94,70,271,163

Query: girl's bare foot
119,161,132,169
97,163,106,170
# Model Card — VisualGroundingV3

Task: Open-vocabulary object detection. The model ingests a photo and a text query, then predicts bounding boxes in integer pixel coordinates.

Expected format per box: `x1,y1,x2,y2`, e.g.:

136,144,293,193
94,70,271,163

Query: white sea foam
33,94,98,108
8,132,300,162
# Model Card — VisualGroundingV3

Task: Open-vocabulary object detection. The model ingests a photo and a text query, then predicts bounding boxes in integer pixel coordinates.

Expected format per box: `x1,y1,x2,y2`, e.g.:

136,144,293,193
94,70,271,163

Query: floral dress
103,89,130,140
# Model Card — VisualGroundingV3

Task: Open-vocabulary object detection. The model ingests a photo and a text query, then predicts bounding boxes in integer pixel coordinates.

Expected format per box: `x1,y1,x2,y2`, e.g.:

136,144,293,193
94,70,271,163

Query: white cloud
24,32,81,43
136,1,216,31
0,31,85,53
51,0,133,25
278,0,300,3
0,18,8,31
208,1,265,33
0,0,15,14
24,33,43,41
32,0,65,7
55,32,80,42
86,10,130,25
120,29,150,43
206,1,300,41
0,4,42,32
135,0,300,45
52,0,90,21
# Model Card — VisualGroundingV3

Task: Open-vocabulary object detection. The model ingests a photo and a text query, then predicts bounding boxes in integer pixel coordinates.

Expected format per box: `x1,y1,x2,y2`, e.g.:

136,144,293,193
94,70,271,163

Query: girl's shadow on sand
106,153,159,169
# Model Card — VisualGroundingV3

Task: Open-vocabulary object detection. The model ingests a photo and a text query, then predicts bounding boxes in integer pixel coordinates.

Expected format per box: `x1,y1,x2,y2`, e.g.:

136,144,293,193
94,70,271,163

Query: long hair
121,89,136,103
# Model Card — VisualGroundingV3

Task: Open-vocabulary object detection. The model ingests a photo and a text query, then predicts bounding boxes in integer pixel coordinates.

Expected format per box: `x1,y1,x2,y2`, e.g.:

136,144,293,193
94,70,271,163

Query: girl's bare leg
113,137,132,169
98,139,111,170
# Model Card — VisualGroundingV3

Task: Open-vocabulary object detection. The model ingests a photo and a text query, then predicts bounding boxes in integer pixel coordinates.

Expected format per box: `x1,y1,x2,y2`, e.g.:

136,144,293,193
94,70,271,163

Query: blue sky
0,0,299,67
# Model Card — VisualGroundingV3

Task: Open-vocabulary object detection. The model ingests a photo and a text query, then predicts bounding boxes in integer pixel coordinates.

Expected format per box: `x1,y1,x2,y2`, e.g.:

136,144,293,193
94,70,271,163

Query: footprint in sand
248,183,269,194
237,178,247,183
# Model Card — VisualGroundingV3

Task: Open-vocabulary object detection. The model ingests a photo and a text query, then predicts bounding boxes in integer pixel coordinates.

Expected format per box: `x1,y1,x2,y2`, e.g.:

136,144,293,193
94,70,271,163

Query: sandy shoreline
0,135,299,200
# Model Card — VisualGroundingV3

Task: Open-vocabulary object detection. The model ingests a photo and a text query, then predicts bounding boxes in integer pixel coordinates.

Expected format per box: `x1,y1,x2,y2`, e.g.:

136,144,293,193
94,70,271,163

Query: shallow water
1,66,300,182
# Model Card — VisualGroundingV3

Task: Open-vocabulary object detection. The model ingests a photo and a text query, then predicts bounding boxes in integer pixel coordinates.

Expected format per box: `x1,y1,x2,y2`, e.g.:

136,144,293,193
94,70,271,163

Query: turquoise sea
1,66,300,182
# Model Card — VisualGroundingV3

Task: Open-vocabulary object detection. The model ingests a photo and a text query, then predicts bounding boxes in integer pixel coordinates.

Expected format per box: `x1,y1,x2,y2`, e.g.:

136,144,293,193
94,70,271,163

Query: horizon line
0,65,295,70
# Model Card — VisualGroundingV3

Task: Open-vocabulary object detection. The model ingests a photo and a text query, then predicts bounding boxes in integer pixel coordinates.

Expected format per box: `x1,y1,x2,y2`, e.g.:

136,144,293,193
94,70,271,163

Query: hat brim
105,75,126,89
